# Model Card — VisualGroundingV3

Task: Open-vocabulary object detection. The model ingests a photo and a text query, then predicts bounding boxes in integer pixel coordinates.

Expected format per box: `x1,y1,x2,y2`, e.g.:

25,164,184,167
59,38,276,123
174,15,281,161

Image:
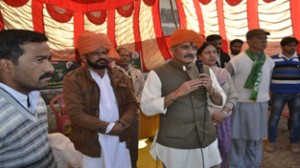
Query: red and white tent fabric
0,0,299,71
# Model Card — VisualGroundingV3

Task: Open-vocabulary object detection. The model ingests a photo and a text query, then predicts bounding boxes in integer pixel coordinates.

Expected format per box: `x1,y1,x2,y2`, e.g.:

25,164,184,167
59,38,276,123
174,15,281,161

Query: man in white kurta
82,69,131,168
226,29,274,167
63,31,138,168
141,29,226,168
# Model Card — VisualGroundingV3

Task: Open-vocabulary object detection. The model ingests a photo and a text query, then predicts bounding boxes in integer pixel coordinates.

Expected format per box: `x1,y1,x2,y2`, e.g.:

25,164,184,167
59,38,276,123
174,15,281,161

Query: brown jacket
63,66,138,157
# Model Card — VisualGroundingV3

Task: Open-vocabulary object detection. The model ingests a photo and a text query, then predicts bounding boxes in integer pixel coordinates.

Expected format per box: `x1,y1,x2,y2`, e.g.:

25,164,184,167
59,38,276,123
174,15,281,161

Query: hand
175,79,203,97
212,111,227,125
109,122,126,136
198,73,212,91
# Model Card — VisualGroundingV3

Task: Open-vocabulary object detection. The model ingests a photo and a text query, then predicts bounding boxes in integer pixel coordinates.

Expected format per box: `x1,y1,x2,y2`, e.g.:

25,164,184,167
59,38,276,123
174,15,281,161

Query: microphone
195,60,204,74
196,60,206,91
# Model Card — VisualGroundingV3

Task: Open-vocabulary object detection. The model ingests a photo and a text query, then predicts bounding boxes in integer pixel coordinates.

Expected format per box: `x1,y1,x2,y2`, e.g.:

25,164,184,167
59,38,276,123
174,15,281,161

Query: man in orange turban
77,31,119,59
63,31,138,168
141,29,226,168
169,29,204,49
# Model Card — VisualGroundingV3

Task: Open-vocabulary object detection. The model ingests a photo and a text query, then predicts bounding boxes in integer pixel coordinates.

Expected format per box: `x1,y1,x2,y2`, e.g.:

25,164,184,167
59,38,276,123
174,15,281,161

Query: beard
86,58,109,69
231,50,240,55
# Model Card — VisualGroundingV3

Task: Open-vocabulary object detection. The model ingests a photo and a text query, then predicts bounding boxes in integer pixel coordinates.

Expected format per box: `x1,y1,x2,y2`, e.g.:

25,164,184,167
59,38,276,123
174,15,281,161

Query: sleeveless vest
154,59,216,149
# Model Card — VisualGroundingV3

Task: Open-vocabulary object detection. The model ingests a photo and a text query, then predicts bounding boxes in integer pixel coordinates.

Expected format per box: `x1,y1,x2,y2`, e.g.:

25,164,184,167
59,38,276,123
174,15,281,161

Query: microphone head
195,60,203,73
196,60,203,66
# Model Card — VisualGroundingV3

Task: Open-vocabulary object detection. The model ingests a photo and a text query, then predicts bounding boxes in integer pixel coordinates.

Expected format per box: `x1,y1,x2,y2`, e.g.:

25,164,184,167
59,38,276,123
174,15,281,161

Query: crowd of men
0,28,299,168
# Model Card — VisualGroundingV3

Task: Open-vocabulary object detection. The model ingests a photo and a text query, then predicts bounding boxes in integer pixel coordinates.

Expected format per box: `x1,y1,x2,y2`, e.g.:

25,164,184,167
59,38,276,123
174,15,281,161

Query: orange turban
77,31,119,58
169,29,204,49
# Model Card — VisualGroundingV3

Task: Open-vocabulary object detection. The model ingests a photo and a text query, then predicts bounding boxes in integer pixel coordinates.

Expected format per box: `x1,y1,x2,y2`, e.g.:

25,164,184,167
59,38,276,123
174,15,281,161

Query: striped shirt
0,88,56,168
270,53,300,93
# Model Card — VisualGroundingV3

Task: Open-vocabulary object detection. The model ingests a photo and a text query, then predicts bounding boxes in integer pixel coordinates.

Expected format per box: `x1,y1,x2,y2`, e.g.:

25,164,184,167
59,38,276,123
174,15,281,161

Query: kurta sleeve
141,70,166,116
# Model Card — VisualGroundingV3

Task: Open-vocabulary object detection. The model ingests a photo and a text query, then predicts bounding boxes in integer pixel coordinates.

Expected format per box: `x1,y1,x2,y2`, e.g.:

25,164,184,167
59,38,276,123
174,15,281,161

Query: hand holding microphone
195,60,214,93
195,60,222,104
171,60,213,98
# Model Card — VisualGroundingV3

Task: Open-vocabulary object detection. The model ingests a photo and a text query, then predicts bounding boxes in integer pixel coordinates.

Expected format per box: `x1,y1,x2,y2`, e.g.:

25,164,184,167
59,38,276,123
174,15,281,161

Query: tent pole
169,0,178,29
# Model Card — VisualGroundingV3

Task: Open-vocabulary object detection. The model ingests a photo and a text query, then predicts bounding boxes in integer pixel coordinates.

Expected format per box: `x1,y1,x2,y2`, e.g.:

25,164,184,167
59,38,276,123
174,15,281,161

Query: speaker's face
171,42,198,65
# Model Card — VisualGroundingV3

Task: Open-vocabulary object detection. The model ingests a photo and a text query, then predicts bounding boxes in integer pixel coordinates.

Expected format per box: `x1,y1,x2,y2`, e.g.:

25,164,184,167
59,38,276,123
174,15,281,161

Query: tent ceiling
0,0,299,71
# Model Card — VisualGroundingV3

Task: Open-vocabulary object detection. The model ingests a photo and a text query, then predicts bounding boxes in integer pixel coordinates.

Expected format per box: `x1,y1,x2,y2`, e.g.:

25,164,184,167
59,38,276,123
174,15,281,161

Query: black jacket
217,51,231,68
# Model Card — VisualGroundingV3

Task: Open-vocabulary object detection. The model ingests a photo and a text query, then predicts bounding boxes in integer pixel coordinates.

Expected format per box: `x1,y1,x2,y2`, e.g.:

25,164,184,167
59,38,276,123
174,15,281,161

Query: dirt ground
261,116,300,168
48,105,300,168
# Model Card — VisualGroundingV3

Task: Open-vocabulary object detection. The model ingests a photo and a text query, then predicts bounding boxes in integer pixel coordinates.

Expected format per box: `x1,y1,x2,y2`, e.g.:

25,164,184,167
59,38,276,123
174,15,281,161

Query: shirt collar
169,58,192,72
89,68,108,78
278,52,298,59
115,65,132,75
0,83,40,114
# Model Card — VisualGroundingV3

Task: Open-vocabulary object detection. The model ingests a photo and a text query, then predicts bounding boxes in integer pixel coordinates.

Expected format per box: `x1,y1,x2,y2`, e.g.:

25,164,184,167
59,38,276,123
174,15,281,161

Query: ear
0,59,12,72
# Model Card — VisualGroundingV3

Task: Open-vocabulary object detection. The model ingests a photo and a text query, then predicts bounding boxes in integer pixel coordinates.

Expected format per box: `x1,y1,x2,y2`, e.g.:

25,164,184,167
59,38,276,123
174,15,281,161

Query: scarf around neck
244,49,266,101
211,66,228,86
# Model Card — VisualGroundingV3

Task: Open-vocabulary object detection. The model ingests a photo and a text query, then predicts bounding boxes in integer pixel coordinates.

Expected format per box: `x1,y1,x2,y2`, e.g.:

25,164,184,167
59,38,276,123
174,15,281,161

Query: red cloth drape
73,12,84,49
143,0,155,6
247,0,259,30
32,0,44,33
290,0,300,53
71,0,105,3
86,11,107,25
107,10,116,47
133,0,146,71
263,0,276,3
176,0,186,29
199,0,212,5
225,0,242,6
152,0,172,61
37,0,135,11
216,0,228,53
117,3,134,18
46,4,73,23
0,11,4,30
4,0,29,7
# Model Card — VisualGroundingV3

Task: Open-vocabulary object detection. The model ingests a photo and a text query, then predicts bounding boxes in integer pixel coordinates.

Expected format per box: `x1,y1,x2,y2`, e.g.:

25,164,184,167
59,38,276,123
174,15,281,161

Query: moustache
96,58,109,64
184,54,194,58
39,72,54,80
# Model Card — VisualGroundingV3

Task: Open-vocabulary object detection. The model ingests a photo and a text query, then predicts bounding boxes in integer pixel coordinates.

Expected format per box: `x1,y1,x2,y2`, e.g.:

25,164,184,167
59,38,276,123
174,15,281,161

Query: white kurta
82,69,131,168
141,68,226,168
